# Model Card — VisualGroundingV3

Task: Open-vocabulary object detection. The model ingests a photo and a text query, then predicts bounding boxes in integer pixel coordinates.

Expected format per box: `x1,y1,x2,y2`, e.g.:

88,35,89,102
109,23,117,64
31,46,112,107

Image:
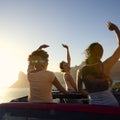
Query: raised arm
103,22,120,73
62,44,71,67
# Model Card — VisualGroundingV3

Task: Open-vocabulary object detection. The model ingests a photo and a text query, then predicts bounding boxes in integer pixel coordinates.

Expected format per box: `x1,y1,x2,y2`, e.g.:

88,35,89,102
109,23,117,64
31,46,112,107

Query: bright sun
0,44,27,88
0,52,19,87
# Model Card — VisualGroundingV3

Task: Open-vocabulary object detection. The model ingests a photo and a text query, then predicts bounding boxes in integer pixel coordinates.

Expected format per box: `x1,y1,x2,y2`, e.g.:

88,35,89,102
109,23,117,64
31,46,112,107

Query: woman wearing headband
27,44,67,102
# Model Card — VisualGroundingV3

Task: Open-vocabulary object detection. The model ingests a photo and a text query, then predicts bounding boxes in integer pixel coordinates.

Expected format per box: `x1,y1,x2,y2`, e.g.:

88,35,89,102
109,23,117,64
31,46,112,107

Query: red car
0,102,120,120
0,92,120,120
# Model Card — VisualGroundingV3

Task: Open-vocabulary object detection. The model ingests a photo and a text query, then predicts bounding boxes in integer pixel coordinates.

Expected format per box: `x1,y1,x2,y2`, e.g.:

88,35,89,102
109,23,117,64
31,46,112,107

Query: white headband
30,59,47,64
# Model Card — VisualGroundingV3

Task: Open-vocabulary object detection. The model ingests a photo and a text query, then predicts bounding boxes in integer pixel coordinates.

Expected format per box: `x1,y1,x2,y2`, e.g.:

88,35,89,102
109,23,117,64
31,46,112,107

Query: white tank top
63,72,75,92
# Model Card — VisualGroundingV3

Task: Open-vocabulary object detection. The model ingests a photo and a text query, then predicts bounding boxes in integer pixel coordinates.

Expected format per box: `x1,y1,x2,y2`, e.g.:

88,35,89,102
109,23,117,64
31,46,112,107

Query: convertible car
0,91,120,120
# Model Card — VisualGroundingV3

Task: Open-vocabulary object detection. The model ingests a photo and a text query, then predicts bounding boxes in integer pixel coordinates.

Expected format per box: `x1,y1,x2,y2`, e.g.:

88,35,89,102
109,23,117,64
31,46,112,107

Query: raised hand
107,21,118,31
62,44,68,49
107,21,120,46
37,44,49,51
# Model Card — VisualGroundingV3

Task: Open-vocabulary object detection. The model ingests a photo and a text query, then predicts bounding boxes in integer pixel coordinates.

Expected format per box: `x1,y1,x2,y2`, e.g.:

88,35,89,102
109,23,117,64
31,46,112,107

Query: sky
0,0,120,87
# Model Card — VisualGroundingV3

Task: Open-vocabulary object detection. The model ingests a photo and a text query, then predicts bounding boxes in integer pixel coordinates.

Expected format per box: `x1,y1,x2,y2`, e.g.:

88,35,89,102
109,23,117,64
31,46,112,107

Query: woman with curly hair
27,44,67,102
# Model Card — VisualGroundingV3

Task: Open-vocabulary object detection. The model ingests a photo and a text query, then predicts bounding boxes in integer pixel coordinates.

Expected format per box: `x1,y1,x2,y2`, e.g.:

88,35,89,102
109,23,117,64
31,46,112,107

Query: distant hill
10,61,120,88
10,72,29,88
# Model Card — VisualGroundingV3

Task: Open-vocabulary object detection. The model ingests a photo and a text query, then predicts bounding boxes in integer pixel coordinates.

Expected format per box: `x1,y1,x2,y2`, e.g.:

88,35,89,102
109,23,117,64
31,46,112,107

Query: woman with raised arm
76,22,120,106
27,44,67,102
60,44,77,93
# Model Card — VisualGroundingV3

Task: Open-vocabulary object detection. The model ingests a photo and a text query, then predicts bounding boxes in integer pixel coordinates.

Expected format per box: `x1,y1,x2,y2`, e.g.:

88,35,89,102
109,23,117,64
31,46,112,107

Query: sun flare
0,43,27,88
0,52,19,87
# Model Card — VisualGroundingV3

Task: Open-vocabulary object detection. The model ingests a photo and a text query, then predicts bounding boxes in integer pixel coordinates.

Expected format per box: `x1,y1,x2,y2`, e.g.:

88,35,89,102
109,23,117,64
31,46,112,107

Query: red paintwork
0,102,120,115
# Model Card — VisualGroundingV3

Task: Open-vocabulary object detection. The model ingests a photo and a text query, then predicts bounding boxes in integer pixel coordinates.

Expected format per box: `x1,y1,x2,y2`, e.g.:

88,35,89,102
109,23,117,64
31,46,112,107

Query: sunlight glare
0,44,26,88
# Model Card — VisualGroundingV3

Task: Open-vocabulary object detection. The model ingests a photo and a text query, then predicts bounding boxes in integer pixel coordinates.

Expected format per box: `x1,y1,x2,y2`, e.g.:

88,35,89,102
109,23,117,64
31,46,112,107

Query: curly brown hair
28,50,49,64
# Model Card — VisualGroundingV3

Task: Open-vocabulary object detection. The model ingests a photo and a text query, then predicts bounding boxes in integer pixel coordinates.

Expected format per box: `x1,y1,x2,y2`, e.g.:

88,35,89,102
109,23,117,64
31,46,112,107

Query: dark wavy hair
59,61,66,72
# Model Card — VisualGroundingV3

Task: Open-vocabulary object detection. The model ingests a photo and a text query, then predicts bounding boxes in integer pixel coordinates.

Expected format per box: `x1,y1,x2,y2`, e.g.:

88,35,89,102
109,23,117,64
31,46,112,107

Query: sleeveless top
81,62,109,93
80,62,119,106
63,72,76,92
27,65,55,102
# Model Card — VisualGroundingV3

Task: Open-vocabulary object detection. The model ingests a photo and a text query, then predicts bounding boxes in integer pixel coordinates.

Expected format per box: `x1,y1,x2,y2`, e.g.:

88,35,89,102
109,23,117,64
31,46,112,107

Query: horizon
0,0,120,87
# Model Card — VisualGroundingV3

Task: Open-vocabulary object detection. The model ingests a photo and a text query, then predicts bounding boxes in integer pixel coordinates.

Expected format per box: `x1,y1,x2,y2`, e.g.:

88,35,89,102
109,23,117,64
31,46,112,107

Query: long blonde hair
85,42,103,64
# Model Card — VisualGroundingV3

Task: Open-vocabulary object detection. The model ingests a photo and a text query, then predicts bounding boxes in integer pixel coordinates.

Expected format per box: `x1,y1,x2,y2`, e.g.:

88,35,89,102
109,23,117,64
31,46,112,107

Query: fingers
107,21,118,31
42,44,49,48
62,44,68,48
37,44,49,51
107,21,114,31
